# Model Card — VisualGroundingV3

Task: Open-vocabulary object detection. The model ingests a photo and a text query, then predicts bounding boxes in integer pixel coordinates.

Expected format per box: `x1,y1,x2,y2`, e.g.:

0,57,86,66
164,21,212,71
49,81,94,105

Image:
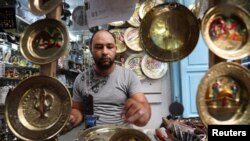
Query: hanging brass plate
20,19,69,65
197,62,250,127
5,75,72,140
28,0,61,16
124,27,143,52
201,4,250,60
140,3,199,62
125,53,146,80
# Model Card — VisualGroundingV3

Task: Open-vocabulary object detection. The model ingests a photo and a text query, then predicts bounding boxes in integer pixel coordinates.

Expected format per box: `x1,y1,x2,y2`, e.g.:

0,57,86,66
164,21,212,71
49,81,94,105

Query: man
69,30,151,127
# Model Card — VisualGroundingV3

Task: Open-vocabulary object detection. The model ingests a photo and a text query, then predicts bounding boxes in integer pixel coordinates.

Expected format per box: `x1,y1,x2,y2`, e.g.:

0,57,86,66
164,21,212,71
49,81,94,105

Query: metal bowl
201,4,250,60
20,18,69,64
140,3,200,62
110,128,151,141
4,75,72,140
197,62,250,127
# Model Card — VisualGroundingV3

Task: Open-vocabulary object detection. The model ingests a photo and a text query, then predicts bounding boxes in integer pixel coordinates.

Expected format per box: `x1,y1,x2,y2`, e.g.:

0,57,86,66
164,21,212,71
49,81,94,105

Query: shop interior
1,0,250,140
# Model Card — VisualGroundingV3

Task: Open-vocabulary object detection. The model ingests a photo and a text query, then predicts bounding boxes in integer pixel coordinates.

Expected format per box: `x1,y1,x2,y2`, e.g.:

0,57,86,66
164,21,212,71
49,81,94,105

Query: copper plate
124,27,143,52
5,75,72,140
201,4,250,60
77,125,128,141
28,0,61,16
20,19,69,64
110,128,151,141
125,53,146,80
140,3,199,62
197,62,250,127
109,28,127,54
141,54,168,79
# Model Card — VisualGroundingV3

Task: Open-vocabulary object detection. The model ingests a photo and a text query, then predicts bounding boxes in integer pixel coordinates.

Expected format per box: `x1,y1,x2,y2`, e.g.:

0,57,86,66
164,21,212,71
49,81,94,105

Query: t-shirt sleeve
127,69,144,96
72,74,84,102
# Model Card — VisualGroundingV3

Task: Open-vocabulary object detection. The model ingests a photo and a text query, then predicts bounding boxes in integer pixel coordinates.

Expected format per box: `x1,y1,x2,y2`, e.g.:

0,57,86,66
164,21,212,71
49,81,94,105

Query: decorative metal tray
197,62,250,127
5,75,72,140
140,3,199,62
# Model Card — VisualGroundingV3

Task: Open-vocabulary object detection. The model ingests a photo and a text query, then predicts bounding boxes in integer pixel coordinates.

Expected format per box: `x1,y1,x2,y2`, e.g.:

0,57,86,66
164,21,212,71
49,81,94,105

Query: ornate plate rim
20,19,69,65
109,128,151,141
197,62,250,127
4,75,72,140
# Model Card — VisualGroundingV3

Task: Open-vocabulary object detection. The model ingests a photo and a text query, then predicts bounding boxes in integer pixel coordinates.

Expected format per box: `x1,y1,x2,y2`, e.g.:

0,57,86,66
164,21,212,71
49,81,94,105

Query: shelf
4,63,39,71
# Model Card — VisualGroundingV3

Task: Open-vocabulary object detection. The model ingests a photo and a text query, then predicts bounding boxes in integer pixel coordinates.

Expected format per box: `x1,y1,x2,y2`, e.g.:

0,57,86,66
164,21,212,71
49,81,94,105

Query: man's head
89,30,117,70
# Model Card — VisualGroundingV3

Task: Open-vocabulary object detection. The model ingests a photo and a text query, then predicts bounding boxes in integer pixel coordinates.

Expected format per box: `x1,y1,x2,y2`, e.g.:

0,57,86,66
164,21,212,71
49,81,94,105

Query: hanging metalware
5,75,72,140
20,18,69,64
197,62,250,127
201,4,250,60
140,3,200,62
28,0,61,16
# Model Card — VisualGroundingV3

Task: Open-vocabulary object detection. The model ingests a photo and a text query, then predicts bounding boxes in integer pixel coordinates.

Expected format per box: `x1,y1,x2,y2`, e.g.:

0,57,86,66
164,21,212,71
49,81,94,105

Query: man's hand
122,94,151,126
69,108,83,127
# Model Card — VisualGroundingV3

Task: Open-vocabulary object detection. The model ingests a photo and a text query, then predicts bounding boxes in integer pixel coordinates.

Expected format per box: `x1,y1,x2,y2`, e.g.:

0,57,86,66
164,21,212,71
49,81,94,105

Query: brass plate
5,75,72,140
201,4,250,60
109,28,127,54
20,19,69,64
127,3,141,27
141,54,168,79
77,125,128,141
110,128,151,141
125,54,146,80
197,62,250,127
28,0,61,16
72,6,87,26
140,3,199,62
124,27,143,52
139,0,156,19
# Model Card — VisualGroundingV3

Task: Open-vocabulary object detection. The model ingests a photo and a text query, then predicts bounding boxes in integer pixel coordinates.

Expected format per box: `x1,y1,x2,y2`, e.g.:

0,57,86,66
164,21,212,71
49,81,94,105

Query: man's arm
123,92,151,126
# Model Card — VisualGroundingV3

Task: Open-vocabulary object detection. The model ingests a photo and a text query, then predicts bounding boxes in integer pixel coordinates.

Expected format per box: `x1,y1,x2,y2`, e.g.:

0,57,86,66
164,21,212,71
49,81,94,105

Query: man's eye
107,44,114,48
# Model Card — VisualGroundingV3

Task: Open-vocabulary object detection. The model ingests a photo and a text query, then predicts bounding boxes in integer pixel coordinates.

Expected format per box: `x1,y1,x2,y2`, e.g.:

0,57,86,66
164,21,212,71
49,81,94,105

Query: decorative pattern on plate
109,28,127,53
197,62,250,127
141,54,168,79
5,75,71,140
124,27,143,52
125,54,146,80
140,3,199,62
201,4,250,60
20,19,69,64
28,0,61,16
72,5,87,26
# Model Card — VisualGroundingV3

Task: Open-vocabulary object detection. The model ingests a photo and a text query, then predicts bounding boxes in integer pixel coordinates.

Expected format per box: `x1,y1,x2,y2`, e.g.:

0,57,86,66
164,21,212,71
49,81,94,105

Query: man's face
90,31,117,70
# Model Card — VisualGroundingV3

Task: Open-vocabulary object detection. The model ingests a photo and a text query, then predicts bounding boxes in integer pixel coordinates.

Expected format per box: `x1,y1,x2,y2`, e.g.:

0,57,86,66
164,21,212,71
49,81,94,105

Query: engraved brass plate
5,75,72,140
28,0,61,16
140,3,199,62
20,19,69,64
201,4,250,60
197,62,250,127
124,27,143,52
125,53,146,80
110,128,151,141
78,125,128,141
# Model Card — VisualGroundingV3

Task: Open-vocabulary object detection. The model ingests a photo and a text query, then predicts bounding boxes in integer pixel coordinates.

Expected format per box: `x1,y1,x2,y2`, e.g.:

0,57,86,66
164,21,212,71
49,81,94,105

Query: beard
94,57,114,70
